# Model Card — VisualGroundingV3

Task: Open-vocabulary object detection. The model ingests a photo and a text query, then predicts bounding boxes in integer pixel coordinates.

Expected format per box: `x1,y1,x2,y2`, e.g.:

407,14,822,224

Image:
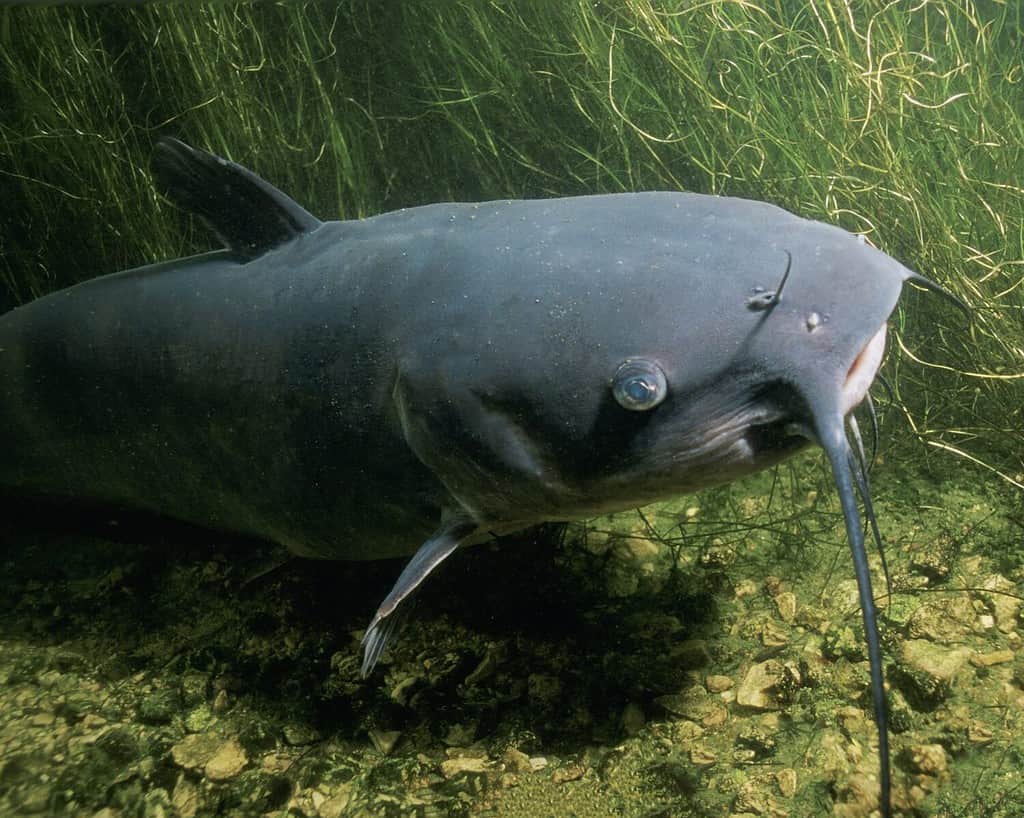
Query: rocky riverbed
1,454,1022,817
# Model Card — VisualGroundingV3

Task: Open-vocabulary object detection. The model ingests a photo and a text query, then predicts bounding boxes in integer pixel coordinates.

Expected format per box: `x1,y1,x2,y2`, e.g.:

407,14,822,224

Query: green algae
1,454,1022,816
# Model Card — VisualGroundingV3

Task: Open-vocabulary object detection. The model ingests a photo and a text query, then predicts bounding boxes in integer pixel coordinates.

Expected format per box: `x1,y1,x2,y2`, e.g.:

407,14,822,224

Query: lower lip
841,323,888,415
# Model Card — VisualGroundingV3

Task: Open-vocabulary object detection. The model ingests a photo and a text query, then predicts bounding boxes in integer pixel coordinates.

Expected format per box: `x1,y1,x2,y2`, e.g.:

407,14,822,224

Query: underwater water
1,2,1022,817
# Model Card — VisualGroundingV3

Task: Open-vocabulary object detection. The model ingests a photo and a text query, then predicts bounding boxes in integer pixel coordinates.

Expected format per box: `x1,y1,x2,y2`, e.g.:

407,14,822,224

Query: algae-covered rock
894,639,972,709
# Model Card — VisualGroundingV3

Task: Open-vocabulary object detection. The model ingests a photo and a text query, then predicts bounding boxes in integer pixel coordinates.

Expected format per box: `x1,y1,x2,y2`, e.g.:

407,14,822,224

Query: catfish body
1,139,946,817
0,189,892,558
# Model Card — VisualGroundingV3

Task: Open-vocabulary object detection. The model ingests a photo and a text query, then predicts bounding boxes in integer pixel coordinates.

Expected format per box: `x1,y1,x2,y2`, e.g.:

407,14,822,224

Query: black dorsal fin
152,137,322,260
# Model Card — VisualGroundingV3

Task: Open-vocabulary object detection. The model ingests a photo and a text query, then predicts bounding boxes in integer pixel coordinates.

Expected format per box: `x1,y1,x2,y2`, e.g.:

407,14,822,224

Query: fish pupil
626,378,653,402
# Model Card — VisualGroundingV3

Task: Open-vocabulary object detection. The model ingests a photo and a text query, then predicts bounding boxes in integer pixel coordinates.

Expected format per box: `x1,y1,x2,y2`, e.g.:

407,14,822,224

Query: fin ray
360,515,478,676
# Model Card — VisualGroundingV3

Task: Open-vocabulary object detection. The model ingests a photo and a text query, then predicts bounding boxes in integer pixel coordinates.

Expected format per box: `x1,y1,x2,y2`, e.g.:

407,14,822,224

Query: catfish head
365,192,960,818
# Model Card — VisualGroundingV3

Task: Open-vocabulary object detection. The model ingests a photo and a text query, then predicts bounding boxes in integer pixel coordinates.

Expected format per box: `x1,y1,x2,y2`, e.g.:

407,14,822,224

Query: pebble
211,689,230,713
501,748,533,774
171,732,224,772
705,674,733,693
970,649,1014,667
368,729,402,755
774,591,797,623
204,738,248,781
551,763,585,784
283,722,321,746
736,660,784,710
982,575,1021,633
906,743,948,776
898,640,972,705
906,595,976,643
621,702,646,736
440,756,489,778
689,746,716,766
776,768,797,797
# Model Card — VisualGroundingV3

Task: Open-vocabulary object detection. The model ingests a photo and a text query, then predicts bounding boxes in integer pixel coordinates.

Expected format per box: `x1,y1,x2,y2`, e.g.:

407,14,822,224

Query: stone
283,722,321,746
551,763,585,784
180,672,210,707
621,702,645,737
138,689,178,725
171,733,224,772
774,591,797,623
204,738,248,781
171,774,199,818
705,674,733,693
501,748,533,774
906,595,977,643
906,743,948,777
776,768,797,797
896,640,972,708
368,729,402,755
736,660,784,710
440,757,489,778
981,575,1020,633
970,649,1014,667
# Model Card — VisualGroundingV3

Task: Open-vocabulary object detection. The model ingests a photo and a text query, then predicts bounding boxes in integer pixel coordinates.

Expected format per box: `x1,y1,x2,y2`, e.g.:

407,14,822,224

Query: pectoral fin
360,514,479,676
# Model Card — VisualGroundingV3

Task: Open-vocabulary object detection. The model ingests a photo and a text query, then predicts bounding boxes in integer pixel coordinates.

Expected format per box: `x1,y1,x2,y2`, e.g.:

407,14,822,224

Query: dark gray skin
0,139,959,817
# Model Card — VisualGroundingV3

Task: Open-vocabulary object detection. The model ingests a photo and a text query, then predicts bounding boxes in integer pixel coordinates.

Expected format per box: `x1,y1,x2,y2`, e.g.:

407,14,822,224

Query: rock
895,640,972,708
776,768,797,797
774,591,797,623
138,689,178,725
185,705,217,733
94,727,140,764
970,649,1014,667
689,746,716,767
171,774,199,818
368,729,402,755
906,595,976,643
10,784,49,814
501,748,533,774
621,702,645,737
981,575,1021,633
318,784,354,818
655,686,721,723
171,732,224,772
906,743,948,776
204,738,248,781
734,579,759,599
440,756,489,779
733,778,780,814
211,689,230,713
443,722,477,747
760,620,789,647
180,672,210,707
283,722,321,746
736,660,784,710
551,762,585,784
705,674,733,693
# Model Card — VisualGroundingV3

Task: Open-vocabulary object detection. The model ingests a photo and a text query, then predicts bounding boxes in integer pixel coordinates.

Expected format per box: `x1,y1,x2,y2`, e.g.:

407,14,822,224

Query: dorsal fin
152,137,322,260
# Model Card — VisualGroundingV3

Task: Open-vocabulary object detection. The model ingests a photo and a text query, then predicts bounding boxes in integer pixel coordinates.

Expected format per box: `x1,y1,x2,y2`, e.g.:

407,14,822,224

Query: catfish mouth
841,321,887,416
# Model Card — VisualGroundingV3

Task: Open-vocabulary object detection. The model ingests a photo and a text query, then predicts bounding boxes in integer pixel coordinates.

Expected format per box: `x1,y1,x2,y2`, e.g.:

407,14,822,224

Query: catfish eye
611,359,668,411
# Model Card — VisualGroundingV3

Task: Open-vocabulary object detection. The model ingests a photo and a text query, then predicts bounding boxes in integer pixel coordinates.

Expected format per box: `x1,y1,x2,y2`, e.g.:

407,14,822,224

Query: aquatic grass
0,0,1020,488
